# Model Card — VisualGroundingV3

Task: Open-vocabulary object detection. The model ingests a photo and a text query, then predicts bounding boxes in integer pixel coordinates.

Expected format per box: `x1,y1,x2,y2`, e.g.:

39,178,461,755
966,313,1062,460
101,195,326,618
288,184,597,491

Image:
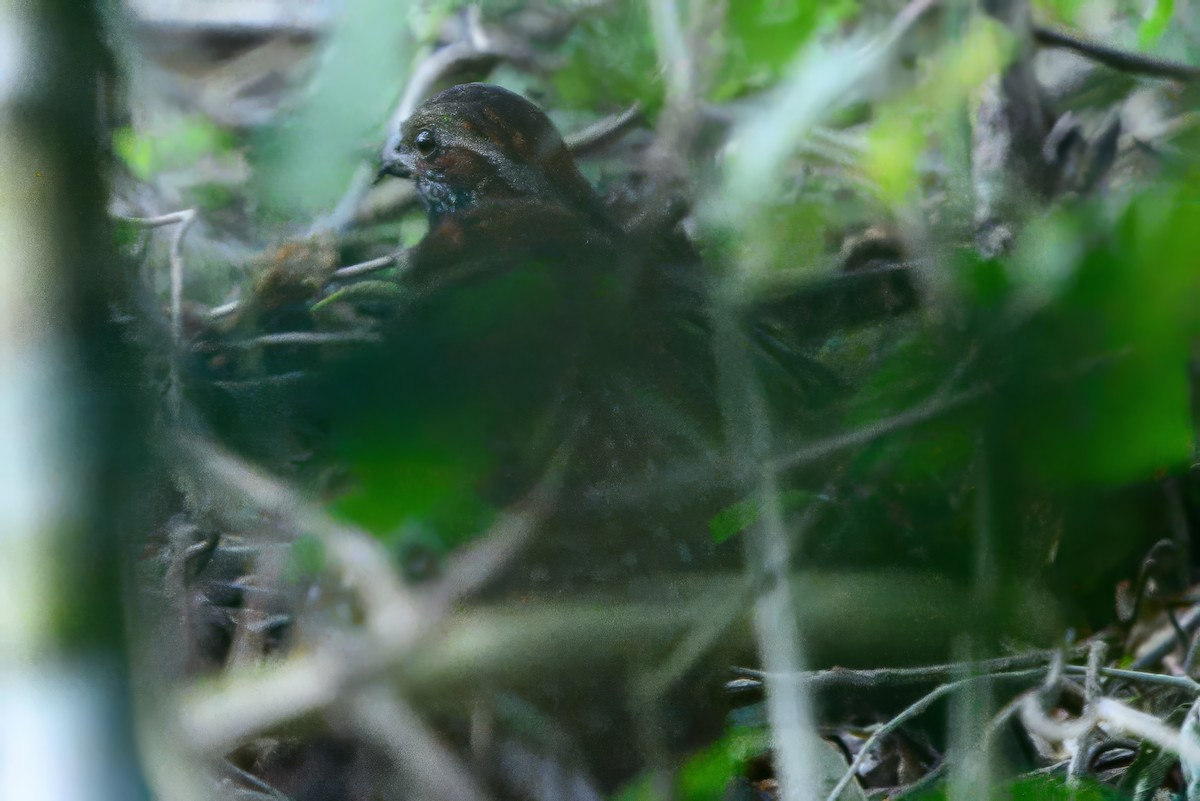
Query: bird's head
379,83,605,225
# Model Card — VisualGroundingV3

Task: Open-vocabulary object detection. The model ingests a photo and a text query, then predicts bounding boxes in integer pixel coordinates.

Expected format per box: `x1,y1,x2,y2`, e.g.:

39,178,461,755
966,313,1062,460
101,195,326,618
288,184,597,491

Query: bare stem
118,209,196,419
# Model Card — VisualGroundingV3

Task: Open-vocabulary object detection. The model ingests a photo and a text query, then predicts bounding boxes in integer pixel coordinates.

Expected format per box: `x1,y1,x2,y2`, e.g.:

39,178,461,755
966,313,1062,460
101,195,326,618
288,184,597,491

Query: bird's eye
414,129,437,157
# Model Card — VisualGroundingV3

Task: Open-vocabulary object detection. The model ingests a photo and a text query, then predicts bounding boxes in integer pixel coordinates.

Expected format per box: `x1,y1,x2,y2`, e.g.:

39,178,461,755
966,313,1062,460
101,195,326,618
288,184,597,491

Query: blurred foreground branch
0,1,146,800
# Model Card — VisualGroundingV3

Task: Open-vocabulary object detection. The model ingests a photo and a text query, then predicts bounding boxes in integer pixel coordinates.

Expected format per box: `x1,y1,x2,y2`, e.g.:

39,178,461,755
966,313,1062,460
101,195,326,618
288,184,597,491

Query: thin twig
769,384,989,472
179,597,710,754
1085,641,1105,703
227,332,382,349
563,104,645,156
331,251,405,280
175,436,429,753
583,369,984,512
1098,696,1200,761
176,437,577,753
1068,641,1107,784
1062,663,1200,693
204,251,406,321
222,759,292,800
1134,605,1200,669
348,686,493,801
1170,608,1193,656
1185,627,1200,681
825,669,1048,801
213,371,309,391
1034,24,1200,82
751,479,827,801
207,300,240,320
648,0,692,108
731,646,1089,689
118,210,196,418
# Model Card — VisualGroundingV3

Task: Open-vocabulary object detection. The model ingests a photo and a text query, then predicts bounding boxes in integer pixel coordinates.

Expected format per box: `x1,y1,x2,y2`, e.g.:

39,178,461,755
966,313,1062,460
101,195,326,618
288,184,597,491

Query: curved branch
1034,24,1200,82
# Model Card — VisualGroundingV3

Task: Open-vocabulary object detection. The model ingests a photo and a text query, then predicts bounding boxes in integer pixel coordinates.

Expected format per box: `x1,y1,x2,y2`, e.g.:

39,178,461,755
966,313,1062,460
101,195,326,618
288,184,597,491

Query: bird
344,83,761,578
196,82,910,593
332,84,755,790
189,83,919,799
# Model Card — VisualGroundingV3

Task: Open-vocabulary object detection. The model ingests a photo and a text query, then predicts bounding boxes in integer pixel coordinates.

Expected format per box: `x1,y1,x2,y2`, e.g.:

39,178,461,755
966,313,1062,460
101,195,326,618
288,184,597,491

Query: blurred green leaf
113,127,153,180
615,727,869,801
1138,0,1174,48
1009,211,1084,312
710,490,819,543
709,497,759,544
112,218,142,250
113,118,234,180
863,18,1010,203
330,430,495,551
554,4,662,112
714,0,858,101
1031,0,1089,25
865,106,926,203
1005,193,1199,485
190,182,240,212
613,727,769,801
743,200,830,274
287,534,327,579
254,0,410,215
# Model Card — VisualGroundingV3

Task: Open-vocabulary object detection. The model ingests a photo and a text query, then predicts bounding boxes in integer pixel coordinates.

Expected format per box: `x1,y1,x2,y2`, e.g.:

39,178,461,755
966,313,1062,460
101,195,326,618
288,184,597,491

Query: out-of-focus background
7,0,1200,799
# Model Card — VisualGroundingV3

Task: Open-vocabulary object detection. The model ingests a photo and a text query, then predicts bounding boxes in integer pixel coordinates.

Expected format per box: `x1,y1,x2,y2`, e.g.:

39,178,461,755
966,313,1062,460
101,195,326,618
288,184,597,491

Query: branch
563,104,645,156
332,251,405,280
177,436,422,642
118,209,196,418
176,438,566,754
349,687,493,801
1062,663,1200,693
227,331,382,349
732,646,1089,690
825,669,1048,801
769,384,990,473
1034,24,1200,82
1022,692,1200,764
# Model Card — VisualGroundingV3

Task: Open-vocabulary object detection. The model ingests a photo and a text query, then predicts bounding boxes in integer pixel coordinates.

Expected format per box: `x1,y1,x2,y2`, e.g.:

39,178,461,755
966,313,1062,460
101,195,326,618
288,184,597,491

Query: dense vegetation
76,0,1200,798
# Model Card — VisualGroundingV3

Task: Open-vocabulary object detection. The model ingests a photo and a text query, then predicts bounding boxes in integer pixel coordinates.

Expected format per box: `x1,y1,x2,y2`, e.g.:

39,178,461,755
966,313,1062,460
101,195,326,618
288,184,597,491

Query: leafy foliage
119,0,1200,798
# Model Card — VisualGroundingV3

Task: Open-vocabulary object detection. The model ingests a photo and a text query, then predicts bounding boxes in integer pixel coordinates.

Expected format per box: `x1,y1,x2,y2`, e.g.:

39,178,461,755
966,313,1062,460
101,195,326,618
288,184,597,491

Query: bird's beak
375,140,417,185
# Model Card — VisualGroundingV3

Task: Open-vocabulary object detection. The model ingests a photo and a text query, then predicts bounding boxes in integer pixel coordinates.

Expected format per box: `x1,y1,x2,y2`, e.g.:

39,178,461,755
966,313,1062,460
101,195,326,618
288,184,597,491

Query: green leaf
714,0,858,101
1138,0,1174,48
287,534,327,579
613,727,770,801
329,416,496,549
1031,0,1088,25
112,218,143,250
253,0,410,214
709,497,760,544
614,727,868,801
113,118,235,180
553,4,662,112
113,127,153,180
709,490,818,543
1005,193,1199,485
